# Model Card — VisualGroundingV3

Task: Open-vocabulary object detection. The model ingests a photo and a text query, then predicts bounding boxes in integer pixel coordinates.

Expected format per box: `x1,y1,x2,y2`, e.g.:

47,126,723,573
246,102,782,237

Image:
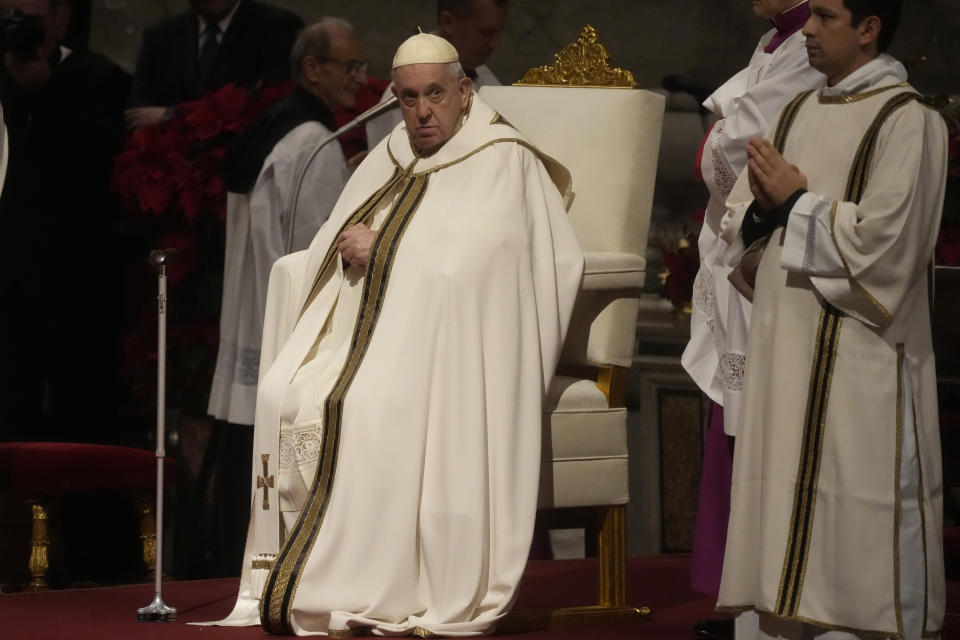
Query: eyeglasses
321,58,368,76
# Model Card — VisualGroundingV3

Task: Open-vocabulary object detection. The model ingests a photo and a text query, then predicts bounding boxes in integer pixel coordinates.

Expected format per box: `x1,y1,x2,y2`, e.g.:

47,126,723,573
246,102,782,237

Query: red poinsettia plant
112,82,293,413
658,210,704,313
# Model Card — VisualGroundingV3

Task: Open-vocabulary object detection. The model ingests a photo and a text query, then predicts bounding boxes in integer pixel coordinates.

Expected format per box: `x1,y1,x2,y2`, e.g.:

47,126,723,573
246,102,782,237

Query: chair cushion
582,251,646,291
539,376,628,508
0,442,176,495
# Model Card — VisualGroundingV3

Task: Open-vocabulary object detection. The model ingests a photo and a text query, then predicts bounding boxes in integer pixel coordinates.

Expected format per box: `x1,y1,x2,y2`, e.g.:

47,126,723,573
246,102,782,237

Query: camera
0,8,45,60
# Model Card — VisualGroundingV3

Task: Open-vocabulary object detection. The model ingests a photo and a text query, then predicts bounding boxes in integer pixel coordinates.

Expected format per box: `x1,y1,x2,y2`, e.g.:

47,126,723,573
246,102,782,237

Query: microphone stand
284,95,399,253
136,249,178,622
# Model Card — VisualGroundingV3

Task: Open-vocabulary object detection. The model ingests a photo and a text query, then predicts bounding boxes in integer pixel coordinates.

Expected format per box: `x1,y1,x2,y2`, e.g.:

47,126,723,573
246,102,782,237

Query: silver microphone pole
284,95,399,253
137,249,178,623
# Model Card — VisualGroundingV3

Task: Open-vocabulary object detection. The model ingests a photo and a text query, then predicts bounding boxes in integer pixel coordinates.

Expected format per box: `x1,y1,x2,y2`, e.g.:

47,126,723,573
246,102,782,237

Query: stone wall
92,0,959,96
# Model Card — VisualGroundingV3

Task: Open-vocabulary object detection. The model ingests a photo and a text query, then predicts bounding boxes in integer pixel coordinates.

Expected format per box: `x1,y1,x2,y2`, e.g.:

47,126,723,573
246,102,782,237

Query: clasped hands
746,138,807,212
337,223,376,268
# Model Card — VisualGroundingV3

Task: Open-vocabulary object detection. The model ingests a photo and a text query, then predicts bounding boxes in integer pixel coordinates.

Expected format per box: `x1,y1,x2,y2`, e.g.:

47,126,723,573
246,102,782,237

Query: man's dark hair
437,0,509,19
841,0,903,52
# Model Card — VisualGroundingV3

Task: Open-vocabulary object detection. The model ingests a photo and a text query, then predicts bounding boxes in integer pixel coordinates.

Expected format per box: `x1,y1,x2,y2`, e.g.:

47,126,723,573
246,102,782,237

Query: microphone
332,95,399,136
284,95,400,253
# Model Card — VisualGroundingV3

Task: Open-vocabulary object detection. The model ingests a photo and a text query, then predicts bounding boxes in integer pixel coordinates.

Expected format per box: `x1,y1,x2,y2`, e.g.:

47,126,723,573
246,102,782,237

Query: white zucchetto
392,32,459,69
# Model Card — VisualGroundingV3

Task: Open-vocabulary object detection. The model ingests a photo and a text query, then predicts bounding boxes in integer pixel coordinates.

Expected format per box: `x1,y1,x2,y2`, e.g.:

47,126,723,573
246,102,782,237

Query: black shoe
693,618,734,640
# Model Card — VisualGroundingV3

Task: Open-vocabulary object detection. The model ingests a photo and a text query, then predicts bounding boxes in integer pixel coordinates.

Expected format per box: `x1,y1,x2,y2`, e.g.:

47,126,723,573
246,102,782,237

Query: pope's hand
747,138,807,210
337,223,376,268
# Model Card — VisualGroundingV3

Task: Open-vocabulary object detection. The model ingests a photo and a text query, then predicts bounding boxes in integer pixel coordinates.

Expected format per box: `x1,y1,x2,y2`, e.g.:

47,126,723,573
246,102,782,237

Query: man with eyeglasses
366,0,509,149
206,17,365,577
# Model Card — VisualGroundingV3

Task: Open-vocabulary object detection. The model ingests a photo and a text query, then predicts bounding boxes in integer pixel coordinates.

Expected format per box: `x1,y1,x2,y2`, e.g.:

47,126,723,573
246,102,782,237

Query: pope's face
393,63,472,156
438,0,508,72
752,0,802,20
802,0,867,83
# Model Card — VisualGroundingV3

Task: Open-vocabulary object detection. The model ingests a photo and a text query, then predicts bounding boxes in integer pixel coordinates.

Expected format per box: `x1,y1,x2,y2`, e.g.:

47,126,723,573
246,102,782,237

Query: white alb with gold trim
717,55,947,639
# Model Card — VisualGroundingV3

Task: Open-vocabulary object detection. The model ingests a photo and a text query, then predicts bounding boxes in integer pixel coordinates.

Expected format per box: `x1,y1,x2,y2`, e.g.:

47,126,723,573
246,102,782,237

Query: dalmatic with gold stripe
715,55,948,639
197,94,583,636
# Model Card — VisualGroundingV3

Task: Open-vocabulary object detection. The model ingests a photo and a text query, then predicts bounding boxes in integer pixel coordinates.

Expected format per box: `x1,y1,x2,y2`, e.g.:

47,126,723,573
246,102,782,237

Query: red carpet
0,556,957,639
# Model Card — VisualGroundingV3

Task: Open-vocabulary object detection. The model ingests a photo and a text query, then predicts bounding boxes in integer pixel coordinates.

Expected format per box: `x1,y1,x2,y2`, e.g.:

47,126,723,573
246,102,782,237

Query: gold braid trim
818,82,909,104
773,90,814,153
893,344,905,638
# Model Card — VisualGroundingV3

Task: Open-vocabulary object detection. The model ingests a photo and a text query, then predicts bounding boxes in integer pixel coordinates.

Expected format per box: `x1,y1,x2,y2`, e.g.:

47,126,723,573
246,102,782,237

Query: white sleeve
806,105,947,327
780,192,846,276
703,44,823,203
288,142,349,251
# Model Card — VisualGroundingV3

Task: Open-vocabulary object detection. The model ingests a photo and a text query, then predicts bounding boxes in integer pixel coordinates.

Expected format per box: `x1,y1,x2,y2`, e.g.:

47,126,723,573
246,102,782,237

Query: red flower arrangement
111,76,392,414
112,82,293,413
658,210,704,314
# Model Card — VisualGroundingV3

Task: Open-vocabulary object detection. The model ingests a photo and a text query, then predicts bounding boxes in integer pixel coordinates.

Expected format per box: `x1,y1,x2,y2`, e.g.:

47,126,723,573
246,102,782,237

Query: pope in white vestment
204,33,582,636
716,51,947,640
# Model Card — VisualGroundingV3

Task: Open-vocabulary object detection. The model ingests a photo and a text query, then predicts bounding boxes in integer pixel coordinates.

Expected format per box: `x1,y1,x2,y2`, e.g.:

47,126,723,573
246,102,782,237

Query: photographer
0,0,129,443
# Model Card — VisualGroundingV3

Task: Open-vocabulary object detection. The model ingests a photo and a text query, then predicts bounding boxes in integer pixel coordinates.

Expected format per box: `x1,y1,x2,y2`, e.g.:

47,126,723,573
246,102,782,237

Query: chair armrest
582,251,646,291
260,250,311,374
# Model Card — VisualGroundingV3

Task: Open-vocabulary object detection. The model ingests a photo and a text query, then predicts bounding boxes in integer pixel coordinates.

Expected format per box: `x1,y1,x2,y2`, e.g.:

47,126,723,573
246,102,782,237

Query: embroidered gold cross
256,454,274,510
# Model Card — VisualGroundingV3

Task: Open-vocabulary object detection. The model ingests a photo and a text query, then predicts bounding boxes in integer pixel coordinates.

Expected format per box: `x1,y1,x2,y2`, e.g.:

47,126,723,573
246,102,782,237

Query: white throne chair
479,26,664,629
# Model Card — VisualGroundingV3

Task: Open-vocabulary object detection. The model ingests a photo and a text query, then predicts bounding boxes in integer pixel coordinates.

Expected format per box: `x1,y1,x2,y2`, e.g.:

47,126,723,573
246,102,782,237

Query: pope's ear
458,76,472,100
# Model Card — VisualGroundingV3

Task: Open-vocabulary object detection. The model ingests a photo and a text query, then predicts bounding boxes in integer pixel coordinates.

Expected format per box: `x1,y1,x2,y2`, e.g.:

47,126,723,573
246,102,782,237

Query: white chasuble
200,94,583,636
209,120,349,426
683,26,823,435
716,55,947,638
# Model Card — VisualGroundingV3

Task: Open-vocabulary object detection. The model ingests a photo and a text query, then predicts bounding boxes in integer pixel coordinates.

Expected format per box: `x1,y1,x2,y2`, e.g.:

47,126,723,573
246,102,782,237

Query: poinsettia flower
185,103,222,141
208,83,252,132
112,80,299,404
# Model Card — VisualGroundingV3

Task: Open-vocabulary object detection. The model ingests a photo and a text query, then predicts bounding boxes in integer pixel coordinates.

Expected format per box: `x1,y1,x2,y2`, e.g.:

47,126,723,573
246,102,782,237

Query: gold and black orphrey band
775,304,842,616
260,172,431,634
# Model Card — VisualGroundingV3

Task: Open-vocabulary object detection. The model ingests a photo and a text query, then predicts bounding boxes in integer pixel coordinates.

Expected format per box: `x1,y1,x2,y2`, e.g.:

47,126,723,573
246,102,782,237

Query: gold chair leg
500,504,651,632
136,493,158,581
598,504,626,607
26,503,50,592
